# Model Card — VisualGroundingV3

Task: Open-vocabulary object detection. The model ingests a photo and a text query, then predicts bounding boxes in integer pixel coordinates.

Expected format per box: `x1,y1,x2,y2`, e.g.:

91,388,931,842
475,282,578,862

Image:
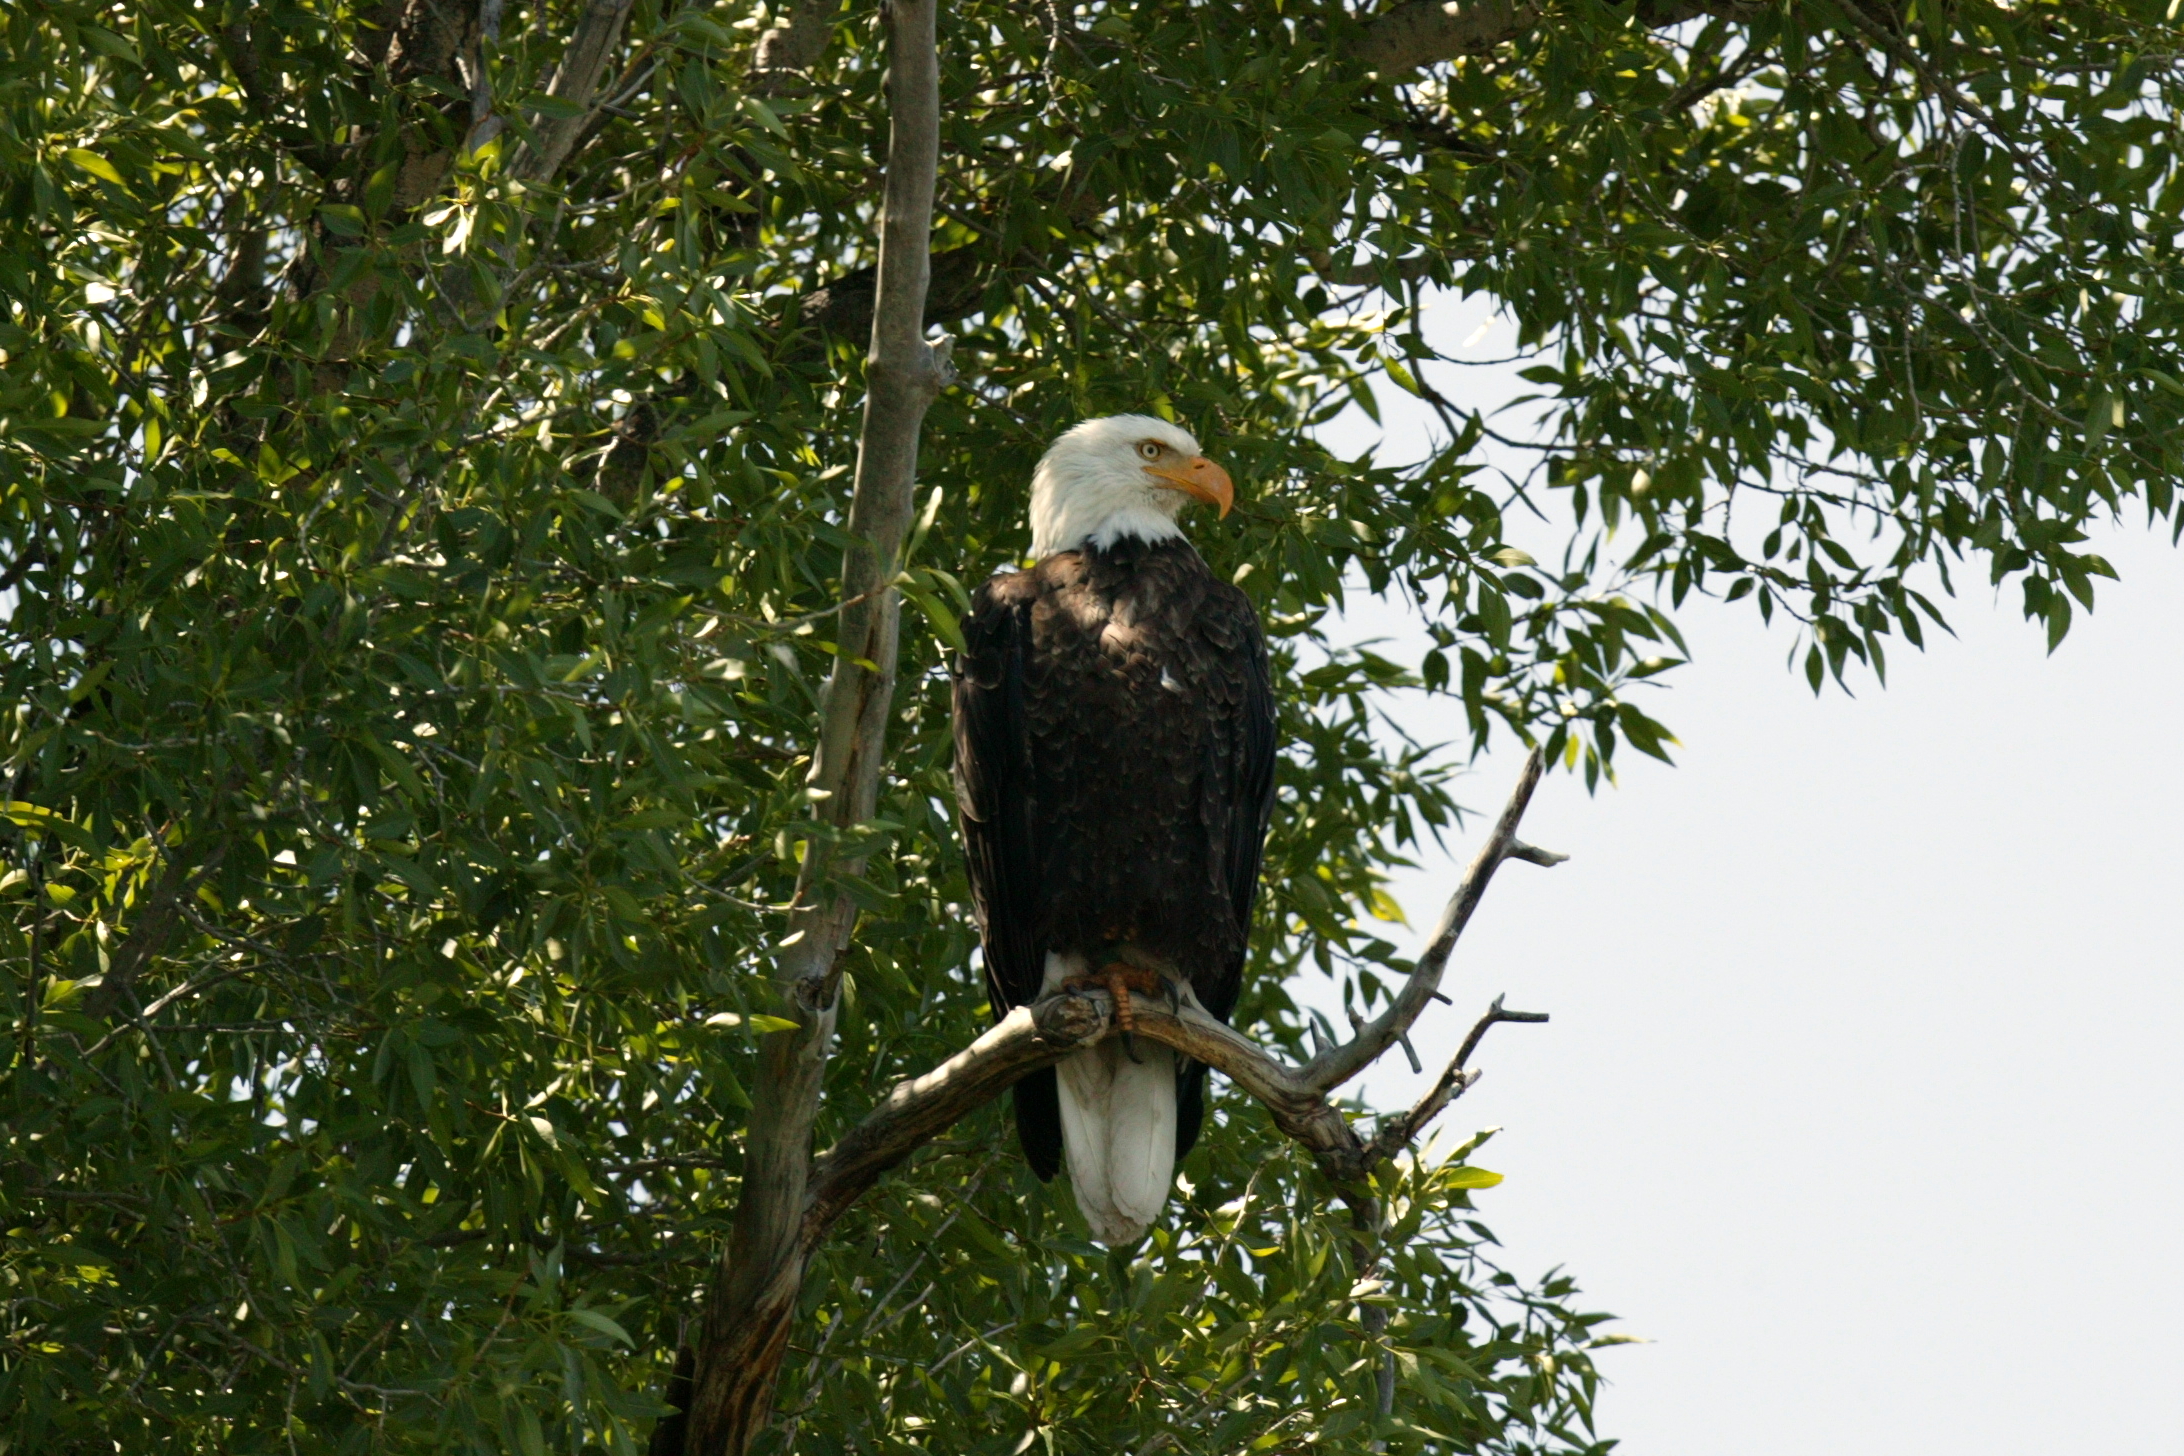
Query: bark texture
1353,0,1760,73
1352,0,1541,73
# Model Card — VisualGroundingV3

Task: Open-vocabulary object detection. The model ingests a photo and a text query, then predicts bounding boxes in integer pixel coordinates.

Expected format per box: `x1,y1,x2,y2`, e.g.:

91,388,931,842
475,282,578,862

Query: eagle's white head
1028,414,1235,559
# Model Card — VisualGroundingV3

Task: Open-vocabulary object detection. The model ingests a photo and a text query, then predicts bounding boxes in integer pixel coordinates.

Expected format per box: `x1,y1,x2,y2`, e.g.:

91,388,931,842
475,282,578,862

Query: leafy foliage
1,0,2176,1449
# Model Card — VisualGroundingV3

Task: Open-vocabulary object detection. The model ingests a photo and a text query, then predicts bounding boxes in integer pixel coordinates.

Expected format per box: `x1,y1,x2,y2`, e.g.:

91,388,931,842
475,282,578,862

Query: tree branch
801,994,1108,1246
1361,995,1548,1168
1352,0,1540,75
778,753,1564,1264
1300,747,1552,1094
511,0,637,182
750,0,838,83
778,976,1544,1270
1351,0,1762,75
83,840,228,1022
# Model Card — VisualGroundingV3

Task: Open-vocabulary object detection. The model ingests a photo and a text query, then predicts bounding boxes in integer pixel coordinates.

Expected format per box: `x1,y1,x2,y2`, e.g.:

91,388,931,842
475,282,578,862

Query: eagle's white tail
1055,1039,1176,1245
1042,951,1177,1245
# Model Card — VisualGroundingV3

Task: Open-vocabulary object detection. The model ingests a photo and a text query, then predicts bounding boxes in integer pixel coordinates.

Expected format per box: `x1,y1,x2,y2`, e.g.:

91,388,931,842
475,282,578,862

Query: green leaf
318,203,367,237
363,159,400,220
669,10,739,48
568,1308,635,1346
361,735,429,803
77,25,141,66
897,575,966,652
524,93,590,120
65,148,126,187
568,488,625,519
2,803,97,854
1036,1326,1103,1358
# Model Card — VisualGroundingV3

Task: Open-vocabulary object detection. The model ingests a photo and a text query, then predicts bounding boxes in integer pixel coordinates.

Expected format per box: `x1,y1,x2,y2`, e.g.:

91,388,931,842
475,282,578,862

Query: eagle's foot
1064,962,1169,1056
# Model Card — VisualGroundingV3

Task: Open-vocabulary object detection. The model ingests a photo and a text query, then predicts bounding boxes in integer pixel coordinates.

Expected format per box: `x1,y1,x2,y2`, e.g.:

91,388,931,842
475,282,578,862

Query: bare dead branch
1301,747,1556,1094
1363,994,1549,1167
1453,992,1552,1071
801,995,1107,1246
775,754,1568,1245
774,753,1565,1259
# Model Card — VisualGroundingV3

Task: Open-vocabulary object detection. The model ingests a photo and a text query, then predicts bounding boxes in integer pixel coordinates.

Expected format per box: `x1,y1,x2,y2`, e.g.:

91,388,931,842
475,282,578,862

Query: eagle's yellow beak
1144,455,1235,518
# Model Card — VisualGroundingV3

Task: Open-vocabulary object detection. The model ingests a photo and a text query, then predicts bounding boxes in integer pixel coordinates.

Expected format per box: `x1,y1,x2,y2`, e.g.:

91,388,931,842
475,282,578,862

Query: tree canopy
3,0,2178,1450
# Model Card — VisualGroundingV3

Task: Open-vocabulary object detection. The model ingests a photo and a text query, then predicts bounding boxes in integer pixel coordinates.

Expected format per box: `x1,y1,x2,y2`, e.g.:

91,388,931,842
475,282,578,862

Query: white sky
1309,291,2184,1455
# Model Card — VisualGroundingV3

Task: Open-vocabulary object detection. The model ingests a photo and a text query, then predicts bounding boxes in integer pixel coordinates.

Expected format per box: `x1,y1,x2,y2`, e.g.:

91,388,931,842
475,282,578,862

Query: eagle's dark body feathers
953,535,1277,1179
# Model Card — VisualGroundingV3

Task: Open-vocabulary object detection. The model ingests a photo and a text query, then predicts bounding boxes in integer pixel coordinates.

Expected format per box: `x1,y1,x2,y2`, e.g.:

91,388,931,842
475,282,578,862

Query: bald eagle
953,416,1277,1244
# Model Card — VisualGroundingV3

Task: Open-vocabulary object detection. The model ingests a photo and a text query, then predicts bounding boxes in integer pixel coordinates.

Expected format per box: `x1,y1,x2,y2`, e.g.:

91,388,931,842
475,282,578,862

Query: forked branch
664,735,1561,1453
1361,995,1549,1169
1300,747,1555,1094
785,749,1564,1257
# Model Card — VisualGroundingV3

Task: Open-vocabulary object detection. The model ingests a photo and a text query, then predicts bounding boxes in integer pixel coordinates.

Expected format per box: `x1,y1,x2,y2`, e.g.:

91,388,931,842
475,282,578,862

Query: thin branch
0,539,45,593
1306,248,1442,290
81,961,260,1059
1363,994,1549,1166
84,839,230,1022
1300,747,1557,1093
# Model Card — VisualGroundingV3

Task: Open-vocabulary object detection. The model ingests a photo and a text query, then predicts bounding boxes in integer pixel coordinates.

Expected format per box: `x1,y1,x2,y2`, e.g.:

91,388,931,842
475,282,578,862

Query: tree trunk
670,1,950,1451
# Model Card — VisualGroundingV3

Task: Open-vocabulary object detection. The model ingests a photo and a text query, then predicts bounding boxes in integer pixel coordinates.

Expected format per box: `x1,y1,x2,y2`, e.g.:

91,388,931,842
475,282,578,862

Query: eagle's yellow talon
1063,961,1166,1039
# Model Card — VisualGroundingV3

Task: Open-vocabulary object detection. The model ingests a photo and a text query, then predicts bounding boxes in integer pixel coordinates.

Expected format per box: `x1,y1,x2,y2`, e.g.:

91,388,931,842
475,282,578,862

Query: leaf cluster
1,0,2176,1449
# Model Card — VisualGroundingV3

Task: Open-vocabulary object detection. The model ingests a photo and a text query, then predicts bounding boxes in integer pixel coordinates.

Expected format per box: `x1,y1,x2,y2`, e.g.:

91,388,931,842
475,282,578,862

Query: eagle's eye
1136,441,1163,461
